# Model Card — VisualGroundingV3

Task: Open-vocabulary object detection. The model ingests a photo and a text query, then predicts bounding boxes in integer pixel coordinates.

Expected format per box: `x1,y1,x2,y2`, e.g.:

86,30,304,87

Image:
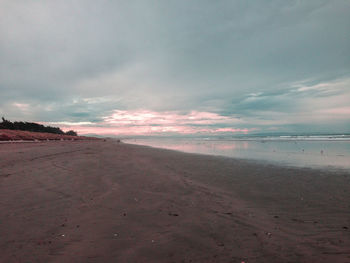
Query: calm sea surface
124,136,350,170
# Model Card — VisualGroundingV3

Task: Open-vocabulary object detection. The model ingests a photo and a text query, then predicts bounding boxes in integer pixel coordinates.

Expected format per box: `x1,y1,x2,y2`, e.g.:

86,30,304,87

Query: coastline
1,140,349,262
124,138,350,172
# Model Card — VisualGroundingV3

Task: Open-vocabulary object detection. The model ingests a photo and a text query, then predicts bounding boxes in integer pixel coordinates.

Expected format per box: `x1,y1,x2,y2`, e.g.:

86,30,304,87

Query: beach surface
0,140,349,263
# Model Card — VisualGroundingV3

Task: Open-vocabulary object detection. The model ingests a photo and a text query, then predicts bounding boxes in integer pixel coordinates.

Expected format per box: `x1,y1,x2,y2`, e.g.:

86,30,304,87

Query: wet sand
0,140,349,262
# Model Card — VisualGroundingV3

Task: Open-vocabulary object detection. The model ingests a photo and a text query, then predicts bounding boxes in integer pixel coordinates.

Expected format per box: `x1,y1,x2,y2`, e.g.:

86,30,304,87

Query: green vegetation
0,117,78,136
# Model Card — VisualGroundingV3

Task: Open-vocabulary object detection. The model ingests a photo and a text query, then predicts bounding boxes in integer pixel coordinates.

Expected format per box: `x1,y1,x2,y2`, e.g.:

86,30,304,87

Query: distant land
0,117,101,141
0,117,77,136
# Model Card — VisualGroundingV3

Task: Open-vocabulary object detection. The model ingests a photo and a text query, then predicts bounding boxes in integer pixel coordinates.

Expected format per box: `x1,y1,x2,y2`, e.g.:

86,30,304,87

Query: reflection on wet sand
125,138,350,170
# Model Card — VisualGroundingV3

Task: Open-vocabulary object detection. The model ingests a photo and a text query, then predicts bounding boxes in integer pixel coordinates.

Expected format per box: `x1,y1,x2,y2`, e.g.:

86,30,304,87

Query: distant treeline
0,117,78,136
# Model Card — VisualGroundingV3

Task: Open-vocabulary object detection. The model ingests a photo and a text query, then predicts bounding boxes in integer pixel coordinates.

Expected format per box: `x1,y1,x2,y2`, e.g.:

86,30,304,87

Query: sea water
123,135,350,170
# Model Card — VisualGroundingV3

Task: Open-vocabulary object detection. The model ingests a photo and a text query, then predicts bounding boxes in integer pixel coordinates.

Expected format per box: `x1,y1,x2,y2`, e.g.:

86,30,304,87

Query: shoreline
1,140,349,262
2,138,349,172
122,140,350,173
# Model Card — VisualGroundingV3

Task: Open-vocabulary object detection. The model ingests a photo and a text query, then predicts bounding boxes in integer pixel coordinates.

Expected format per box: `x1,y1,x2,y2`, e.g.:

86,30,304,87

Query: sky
1,0,350,136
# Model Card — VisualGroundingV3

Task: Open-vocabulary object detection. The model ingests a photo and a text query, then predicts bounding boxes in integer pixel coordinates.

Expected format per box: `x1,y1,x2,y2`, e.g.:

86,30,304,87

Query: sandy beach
0,140,349,263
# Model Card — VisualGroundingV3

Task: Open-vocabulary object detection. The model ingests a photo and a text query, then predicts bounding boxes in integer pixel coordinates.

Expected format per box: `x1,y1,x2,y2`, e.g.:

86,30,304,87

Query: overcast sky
1,0,349,135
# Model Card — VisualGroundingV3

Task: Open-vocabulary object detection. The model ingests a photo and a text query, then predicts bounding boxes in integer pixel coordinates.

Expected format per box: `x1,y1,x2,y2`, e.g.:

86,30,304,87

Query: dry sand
0,140,349,263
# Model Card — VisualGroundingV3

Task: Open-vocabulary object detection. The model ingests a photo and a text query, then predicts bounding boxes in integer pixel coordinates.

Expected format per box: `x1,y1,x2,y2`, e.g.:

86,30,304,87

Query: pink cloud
51,109,256,136
319,107,350,115
102,110,241,126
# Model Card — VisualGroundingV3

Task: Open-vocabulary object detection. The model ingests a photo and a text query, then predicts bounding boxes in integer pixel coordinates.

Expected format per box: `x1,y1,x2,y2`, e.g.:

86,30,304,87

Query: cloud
103,110,242,126
225,78,350,131
0,0,349,135
49,109,251,136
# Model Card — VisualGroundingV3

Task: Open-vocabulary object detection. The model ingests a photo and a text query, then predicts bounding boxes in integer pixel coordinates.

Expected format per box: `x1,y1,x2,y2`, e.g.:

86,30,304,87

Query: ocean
123,135,350,170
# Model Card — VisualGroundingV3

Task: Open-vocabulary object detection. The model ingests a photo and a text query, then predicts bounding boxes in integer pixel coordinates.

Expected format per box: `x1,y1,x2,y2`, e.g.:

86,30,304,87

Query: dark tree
0,117,14,129
65,130,78,136
0,117,69,135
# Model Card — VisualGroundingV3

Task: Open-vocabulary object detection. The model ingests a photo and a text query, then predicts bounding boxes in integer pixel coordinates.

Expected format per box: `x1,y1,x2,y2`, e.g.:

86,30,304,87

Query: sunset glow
50,110,255,136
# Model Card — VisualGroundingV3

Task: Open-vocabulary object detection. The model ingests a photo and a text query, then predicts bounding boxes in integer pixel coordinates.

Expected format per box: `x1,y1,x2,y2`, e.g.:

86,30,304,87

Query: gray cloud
0,0,349,133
